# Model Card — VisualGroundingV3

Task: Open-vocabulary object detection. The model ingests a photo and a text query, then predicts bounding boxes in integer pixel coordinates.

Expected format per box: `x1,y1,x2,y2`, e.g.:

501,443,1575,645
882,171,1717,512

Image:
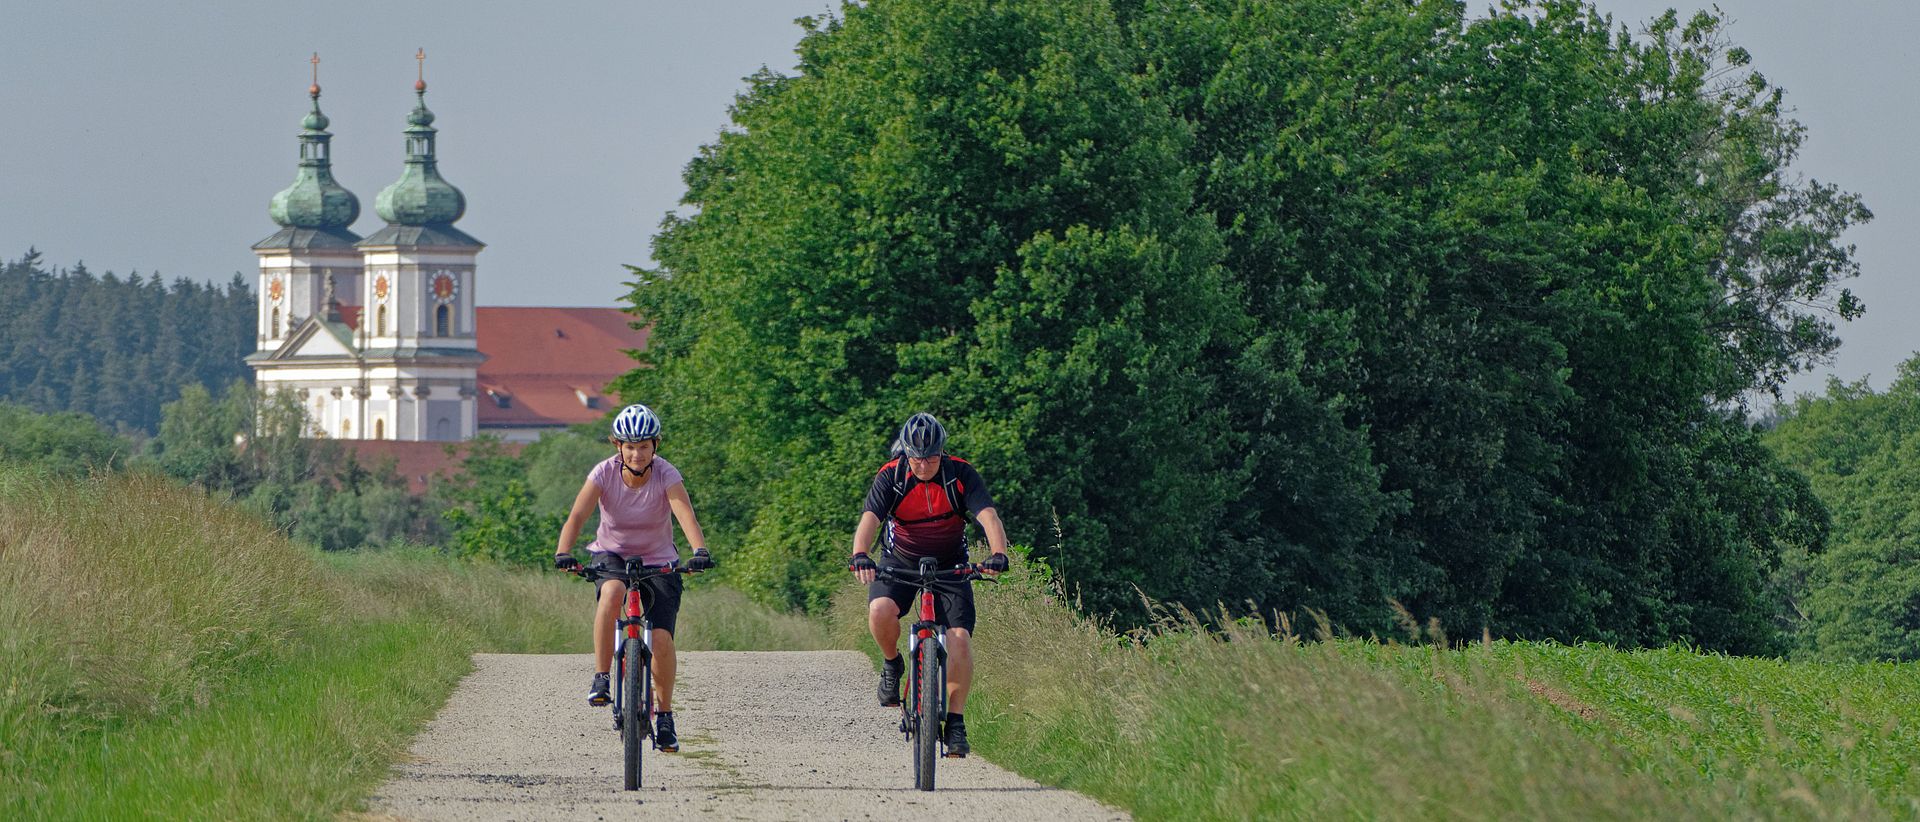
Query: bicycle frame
611,581,653,735
877,558,988,790
904,582,947,723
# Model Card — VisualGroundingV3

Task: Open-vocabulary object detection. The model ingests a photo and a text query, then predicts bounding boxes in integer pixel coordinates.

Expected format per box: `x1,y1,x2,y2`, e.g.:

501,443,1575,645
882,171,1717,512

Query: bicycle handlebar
567,560,693,584
873,562,996,585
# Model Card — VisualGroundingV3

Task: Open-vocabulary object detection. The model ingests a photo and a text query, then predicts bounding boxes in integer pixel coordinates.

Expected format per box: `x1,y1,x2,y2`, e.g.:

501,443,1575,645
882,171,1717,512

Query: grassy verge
830,552,1918,820
0,466,831,819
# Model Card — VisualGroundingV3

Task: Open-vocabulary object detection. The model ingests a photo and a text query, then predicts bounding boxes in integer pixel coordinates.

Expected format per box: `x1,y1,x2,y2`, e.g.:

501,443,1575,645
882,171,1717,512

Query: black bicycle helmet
892,412,947,459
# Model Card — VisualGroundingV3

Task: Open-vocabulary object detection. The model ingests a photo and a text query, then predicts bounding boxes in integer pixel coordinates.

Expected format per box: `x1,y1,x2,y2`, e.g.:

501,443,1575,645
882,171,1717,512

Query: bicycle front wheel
914,641,941,791
623,637,645,791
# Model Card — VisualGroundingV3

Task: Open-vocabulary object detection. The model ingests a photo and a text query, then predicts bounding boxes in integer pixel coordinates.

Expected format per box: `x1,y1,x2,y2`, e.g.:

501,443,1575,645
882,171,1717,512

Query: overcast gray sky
2,1,1913,400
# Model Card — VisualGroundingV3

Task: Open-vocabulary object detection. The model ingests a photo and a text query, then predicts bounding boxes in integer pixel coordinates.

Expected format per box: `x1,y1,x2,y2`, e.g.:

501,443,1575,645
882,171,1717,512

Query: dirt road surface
367,651,1129,821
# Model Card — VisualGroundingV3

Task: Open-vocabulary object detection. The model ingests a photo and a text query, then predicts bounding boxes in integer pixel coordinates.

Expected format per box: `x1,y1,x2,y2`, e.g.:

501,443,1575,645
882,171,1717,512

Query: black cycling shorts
868,558,976,634
590,552,684,635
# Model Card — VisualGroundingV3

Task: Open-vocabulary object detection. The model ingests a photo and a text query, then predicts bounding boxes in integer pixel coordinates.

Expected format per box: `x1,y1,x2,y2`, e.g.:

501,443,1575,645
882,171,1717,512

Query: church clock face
268,276,285,303
430,271,458,304
373,273,390,301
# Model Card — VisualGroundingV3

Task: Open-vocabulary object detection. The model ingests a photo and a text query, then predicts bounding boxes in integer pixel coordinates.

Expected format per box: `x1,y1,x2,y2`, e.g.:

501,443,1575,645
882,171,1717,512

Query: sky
2,1,1914,400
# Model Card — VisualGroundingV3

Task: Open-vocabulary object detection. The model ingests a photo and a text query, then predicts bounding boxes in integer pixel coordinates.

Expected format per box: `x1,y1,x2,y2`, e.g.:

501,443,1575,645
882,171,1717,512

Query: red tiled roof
475,307,650,429
340,439,524,494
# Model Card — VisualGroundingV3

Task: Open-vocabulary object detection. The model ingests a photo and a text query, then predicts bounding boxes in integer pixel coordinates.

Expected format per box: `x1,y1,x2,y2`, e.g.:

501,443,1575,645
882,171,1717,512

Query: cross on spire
415,48,426,91
310,52,321,96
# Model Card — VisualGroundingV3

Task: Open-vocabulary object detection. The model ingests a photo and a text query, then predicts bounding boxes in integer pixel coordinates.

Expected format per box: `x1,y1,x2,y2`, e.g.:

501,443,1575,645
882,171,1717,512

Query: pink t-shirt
588,455,684,564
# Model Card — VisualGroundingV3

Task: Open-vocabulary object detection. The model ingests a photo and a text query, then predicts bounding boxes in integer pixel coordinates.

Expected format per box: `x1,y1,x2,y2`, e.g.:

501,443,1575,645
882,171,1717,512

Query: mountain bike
570,558,689,791
875,557,991,791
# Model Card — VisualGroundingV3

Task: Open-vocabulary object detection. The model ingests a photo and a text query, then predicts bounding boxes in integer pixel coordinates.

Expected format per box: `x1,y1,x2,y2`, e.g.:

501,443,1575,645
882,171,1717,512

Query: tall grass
0,464,832,819
832,557,1911,820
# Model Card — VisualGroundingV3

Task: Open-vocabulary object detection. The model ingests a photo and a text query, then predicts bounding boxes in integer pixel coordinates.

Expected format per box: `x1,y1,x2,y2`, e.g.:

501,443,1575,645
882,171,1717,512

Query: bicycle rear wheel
622,637,646,791
914,641,940,791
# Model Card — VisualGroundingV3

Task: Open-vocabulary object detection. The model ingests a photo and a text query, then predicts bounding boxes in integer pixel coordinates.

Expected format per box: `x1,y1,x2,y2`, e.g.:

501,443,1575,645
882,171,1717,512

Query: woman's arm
556,477,602,556
665,483,707,551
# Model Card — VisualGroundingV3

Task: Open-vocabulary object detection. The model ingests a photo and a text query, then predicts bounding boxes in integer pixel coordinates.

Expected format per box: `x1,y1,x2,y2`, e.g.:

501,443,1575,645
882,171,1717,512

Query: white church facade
247,66,643,447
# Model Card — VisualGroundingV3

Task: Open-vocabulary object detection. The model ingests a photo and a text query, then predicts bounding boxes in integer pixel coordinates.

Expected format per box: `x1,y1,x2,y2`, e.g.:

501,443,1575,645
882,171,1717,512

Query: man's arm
852,510,883,583
974,506,1010,573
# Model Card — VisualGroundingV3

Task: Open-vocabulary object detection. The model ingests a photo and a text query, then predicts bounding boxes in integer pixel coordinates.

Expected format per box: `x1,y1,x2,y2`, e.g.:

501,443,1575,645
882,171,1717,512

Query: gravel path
368,651,1129,821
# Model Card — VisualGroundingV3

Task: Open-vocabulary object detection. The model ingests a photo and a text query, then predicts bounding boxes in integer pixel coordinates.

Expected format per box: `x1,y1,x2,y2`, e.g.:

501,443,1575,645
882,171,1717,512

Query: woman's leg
593,579,626,673
651,628,676,711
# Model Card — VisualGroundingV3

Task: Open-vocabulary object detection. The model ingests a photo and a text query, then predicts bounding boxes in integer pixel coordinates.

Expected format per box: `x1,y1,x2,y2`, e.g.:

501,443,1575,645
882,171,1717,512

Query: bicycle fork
612,599,653,734
900,593,948,740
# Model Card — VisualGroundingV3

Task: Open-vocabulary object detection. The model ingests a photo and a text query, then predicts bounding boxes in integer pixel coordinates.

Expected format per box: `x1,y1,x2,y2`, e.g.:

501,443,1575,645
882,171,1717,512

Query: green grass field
0,466,830,820
10,465,1920,820
831,557,1920,820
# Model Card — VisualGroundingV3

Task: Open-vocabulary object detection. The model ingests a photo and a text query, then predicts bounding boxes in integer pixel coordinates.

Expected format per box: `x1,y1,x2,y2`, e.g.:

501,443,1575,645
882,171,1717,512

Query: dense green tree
614,0,1859,649
1764,359,1920,660
521,424,613,513
147,381,441,551
0,403,131,477
0,250,255,433
619,0,1244,613
1128,0,1846,648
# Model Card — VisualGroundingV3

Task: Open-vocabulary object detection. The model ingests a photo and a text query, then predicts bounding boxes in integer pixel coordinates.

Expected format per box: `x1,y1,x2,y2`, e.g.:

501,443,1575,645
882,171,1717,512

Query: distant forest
0,249,255,433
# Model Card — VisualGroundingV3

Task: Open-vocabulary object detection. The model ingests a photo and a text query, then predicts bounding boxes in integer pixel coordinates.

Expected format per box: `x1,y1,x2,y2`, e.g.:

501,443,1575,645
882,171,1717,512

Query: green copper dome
374,84,466,226
269,86,361,229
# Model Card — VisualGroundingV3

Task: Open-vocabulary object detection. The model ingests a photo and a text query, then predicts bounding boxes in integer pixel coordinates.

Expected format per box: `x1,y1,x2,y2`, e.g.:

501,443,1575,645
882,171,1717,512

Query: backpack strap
886,456,972,525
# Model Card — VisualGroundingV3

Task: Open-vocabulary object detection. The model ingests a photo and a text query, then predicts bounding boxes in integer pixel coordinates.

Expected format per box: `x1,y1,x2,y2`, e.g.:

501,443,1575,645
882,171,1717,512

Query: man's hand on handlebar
982,552,1009,575
850,551,878,584
554,552,580,572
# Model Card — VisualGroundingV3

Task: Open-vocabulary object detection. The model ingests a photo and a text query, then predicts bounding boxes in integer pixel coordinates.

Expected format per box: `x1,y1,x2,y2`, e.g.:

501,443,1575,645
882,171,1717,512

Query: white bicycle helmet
612,403,662,442
892,412,946,458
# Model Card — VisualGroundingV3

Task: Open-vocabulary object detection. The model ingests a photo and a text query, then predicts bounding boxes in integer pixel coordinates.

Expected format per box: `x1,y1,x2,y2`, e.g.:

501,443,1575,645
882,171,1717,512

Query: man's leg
942,627,975,756
945,627,972,712
869,597,903,658
869,596,906,706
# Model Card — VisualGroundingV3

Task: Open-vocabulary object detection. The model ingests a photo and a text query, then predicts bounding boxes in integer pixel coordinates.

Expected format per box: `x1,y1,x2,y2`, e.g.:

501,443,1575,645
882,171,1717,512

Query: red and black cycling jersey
863,455,995,565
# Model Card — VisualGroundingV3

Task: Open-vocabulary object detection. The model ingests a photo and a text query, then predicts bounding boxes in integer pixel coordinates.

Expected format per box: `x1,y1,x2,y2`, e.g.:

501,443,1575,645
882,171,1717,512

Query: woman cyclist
554,403,714,753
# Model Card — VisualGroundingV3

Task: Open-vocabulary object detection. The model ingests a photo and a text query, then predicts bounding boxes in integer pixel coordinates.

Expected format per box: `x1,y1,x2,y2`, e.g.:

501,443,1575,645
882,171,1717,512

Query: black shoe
587,672,611,706
942,716,969,758
878,656,904,707
655,712,678,752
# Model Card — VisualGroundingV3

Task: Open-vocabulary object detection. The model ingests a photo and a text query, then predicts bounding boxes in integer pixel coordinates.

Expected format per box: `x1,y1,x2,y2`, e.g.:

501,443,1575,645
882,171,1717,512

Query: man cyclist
554,403,714,753
849,412,1010,757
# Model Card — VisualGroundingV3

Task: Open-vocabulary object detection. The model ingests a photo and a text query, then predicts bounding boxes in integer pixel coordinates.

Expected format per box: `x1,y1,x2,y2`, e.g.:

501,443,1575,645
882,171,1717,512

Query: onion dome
268,83,361,229
373,80,466,226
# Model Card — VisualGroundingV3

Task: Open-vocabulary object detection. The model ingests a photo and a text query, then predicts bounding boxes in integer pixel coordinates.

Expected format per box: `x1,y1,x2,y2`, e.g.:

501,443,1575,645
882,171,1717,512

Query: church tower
252,63,362,353
248,58,367,437
353,53,486,441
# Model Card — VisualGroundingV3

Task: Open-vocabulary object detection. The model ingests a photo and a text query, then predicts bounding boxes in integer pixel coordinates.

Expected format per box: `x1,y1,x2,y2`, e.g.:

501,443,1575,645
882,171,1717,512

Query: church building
247,64,644,446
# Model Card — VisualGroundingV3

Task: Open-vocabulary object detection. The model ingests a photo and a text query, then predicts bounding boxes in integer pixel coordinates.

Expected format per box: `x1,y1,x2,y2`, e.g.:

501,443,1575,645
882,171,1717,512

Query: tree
619,0,1245,614
1128,0,1849,648
0,402,131,477
0,251,256,433
1764,359,1920,660
613,0,1861,650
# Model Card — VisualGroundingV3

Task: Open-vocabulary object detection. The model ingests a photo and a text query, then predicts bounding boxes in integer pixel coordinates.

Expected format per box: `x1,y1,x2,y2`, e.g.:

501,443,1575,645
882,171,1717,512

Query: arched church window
374,418,385,440
436,305,451,337
377,305,388,337
434,418,452,440
341,418,352,438
271,308,281,339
